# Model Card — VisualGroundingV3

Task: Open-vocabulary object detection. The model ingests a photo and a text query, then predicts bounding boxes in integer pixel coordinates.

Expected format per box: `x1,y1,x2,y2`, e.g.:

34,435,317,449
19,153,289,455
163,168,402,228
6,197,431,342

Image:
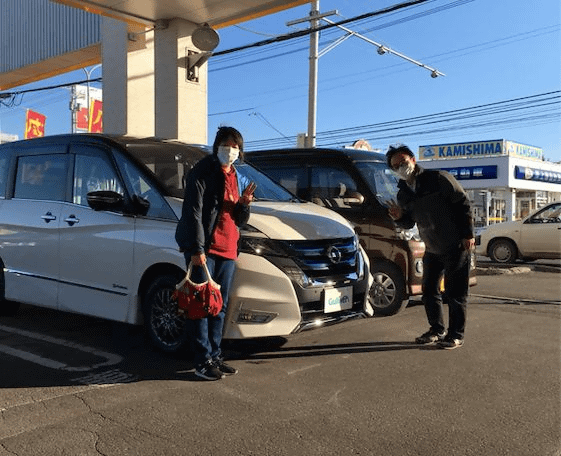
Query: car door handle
64,215,80,226
41,212,57,223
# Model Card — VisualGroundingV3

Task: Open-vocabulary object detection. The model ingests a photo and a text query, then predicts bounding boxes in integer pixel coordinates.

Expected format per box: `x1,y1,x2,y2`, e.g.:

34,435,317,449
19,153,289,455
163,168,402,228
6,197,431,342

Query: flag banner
76,107,89,130
88,99,103,133
25,110,46,139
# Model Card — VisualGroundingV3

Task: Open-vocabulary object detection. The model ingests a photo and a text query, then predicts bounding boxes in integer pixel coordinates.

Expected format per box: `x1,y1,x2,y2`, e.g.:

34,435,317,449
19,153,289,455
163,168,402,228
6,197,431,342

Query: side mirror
87,191,125,211
343,191,365,206
131,194,150,216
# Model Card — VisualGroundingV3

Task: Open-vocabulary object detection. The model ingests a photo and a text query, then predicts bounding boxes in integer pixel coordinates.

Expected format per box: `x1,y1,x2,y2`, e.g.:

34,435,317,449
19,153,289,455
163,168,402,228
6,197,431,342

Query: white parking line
0,324,123,372
70,368,138,385
286,363,322,375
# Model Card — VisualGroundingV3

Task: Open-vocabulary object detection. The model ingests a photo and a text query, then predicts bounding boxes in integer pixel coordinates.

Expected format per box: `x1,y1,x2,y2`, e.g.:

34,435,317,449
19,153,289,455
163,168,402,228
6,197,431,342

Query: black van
246,147,476,316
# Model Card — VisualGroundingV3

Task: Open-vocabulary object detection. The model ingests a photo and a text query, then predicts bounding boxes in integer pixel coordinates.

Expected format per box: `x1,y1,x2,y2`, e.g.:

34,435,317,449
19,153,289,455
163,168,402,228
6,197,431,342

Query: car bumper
223,252,370,339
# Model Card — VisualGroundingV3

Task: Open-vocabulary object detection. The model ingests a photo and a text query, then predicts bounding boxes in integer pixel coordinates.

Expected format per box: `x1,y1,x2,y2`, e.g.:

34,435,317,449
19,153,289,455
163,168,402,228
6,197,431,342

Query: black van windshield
355,161,399,204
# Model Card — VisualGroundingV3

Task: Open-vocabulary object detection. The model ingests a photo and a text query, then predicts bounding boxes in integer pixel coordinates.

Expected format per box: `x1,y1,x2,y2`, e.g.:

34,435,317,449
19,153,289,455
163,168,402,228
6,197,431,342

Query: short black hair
386,144,414,170
212,126,244,162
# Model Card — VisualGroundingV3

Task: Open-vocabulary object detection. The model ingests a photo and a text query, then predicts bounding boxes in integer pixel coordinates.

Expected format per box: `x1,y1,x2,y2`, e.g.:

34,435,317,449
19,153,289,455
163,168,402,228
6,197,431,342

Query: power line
210,0,476,69
0,78,102,108
208,23,559,119
1,78,101,95
243,91,561,150
250,111,291,141
212,0,432,58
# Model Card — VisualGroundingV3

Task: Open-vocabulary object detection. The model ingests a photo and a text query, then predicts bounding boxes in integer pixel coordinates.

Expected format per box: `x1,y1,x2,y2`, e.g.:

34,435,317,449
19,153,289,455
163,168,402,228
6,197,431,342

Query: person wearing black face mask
176,126,254,379
385,144,475,350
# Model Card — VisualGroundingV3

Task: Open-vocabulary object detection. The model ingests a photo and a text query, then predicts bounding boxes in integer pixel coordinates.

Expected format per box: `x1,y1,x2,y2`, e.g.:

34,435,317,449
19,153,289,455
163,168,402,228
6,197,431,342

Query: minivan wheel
489,239,517,263
369,264,407,316
143,274,190,353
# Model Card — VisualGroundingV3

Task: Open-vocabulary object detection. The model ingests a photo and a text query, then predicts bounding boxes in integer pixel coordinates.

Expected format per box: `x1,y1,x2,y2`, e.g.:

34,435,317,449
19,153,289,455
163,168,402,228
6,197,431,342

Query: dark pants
422,247,470,340
185,254,236,366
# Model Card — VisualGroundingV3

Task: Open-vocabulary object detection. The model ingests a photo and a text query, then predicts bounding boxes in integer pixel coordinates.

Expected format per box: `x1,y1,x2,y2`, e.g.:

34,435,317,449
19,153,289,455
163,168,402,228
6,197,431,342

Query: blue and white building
418,139,561,226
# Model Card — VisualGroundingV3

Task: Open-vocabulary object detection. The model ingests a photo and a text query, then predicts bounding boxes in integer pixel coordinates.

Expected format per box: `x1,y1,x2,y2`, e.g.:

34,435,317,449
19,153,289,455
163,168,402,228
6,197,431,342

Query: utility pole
287,1,337,148
306,1,319,148
287,4,445,148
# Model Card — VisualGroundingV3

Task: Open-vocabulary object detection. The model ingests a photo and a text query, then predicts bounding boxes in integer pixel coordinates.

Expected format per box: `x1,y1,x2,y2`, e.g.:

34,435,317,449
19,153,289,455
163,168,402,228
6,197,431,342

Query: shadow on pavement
225,339,430,361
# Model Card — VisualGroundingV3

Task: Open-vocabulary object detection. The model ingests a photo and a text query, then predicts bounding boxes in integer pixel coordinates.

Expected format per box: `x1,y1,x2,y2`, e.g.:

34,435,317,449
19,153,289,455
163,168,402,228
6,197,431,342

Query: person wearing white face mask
385,144,475,350
216,144,239,167
176,126,255,380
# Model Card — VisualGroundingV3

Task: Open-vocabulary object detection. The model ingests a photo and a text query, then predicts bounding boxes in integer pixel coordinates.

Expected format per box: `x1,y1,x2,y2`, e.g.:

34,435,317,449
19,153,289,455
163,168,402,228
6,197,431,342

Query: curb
476,265,560,275
476,266,531,276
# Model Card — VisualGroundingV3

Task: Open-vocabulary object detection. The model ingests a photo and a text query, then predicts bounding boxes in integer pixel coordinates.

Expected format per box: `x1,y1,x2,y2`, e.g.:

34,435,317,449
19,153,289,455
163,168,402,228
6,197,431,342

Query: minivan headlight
239,227,311,288
396,224,421,241
239,236,287,257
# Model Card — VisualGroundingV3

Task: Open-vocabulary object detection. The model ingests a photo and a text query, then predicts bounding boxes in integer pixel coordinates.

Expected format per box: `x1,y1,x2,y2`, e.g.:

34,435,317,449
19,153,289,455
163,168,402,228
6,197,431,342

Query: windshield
126,142,296,202
235,163,296,202
124,142,207,198
355,161,399,205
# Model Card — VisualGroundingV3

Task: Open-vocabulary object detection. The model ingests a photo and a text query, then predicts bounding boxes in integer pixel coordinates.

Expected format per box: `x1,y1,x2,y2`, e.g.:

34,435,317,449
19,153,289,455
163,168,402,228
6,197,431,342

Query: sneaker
195,361,225,381
214,358,238,375
415,329,446,345
438,337,464,350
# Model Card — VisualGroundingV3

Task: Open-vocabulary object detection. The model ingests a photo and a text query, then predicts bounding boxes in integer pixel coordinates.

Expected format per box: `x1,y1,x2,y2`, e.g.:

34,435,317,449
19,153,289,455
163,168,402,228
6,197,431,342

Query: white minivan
0,134,372,352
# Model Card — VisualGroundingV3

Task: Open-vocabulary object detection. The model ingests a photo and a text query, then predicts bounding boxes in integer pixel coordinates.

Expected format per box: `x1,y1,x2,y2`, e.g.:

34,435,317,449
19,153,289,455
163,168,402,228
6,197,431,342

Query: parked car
476,201,561,263
246,147,477,315
0,134,372,353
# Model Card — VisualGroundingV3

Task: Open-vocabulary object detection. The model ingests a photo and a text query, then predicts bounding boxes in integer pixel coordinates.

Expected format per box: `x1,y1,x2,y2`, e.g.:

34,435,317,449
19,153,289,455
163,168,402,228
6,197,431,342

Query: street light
83,64,102,126
72,64,101,133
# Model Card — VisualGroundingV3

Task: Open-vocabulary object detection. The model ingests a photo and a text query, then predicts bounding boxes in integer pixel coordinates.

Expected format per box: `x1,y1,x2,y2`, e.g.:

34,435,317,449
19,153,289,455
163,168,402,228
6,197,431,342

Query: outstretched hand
386,199,403,221
239,182,256,205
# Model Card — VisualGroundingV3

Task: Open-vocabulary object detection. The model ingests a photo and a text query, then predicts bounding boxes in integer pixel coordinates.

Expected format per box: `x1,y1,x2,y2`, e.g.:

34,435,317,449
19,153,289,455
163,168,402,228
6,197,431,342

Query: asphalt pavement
0,268,559,456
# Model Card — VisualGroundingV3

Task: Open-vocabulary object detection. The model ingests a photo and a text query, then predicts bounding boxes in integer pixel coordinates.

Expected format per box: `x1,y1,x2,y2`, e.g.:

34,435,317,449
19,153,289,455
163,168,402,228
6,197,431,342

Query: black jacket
394,166,474,254
175,155,251,256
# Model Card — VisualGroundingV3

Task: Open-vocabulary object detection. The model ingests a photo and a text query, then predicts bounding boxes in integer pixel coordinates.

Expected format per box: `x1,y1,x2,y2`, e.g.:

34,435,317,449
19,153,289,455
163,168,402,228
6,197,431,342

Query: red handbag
173,263,223,319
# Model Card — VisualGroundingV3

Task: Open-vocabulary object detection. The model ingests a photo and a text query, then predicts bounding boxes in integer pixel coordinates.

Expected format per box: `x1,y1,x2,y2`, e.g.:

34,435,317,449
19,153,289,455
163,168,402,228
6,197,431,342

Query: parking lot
0,269,559,456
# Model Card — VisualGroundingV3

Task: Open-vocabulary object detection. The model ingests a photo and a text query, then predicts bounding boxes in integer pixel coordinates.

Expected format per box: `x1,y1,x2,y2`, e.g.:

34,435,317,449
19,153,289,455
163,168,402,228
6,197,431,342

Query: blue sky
1,0,560,161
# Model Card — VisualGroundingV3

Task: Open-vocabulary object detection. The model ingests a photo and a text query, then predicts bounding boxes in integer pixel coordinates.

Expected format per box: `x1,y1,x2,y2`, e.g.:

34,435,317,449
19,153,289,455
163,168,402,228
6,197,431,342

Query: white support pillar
153,19,207,143
101,18,128,135
505,188,516,222
154,23,179,139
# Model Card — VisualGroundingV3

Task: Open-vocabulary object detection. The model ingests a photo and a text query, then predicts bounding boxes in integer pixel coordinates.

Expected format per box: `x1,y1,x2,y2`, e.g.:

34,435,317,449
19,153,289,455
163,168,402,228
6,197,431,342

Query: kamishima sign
419,140,543,161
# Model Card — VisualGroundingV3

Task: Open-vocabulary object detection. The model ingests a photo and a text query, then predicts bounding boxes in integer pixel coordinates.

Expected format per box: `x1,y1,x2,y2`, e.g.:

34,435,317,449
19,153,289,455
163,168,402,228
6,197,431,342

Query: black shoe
415,329,446,345
438,337,464,350
214,358,238,375
195,361,225,381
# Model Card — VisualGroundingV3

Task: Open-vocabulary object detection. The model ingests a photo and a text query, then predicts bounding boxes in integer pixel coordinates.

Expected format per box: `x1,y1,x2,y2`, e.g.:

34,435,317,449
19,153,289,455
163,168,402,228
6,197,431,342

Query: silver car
475,201,561,263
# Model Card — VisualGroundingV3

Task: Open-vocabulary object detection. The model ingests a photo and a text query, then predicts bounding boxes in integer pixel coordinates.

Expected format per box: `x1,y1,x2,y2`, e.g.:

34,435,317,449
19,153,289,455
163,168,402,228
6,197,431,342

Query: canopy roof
0,0,307,89
53,0,308,27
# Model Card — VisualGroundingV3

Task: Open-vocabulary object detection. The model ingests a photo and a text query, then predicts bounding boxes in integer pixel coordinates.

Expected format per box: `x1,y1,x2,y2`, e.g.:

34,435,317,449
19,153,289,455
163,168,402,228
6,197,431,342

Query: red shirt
209,168,240,260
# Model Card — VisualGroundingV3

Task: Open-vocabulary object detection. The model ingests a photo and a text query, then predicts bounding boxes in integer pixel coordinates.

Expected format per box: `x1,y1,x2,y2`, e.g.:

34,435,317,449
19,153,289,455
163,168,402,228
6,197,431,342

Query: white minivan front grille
281,236,359,278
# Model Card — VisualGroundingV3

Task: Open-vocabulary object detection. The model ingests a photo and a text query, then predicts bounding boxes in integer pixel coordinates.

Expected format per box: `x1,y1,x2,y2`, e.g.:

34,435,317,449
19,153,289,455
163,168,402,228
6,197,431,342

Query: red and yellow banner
76,107,89,130
24,109,46,139
88,99,103,133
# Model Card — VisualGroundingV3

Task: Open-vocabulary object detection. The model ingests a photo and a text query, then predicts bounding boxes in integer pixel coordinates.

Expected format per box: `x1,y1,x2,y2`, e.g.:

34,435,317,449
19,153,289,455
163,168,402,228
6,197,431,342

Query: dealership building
418,139,561,227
